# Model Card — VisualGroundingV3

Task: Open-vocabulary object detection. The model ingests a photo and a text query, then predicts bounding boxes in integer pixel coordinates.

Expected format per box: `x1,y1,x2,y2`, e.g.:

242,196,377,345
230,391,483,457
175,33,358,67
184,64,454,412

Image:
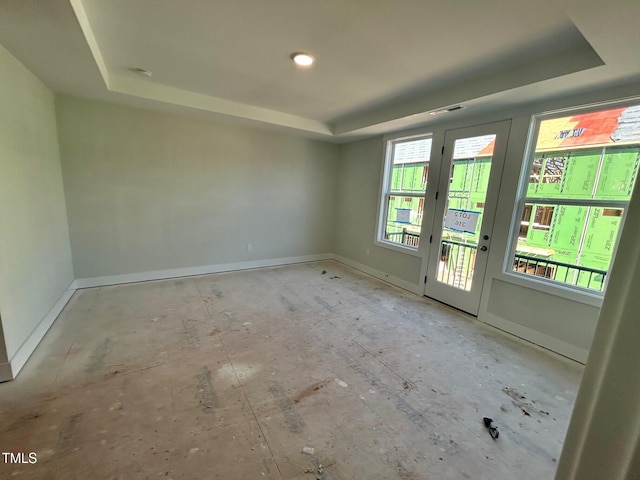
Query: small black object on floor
483,417,499,439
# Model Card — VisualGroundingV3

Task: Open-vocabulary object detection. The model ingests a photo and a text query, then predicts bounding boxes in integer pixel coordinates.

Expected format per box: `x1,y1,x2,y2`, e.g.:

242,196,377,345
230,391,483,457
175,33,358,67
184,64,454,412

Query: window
530,158,542,183
519,204,533,238
421,165,429,185
603,208,623,217
532,206,554,230
509,102,640,292
378,134,432,250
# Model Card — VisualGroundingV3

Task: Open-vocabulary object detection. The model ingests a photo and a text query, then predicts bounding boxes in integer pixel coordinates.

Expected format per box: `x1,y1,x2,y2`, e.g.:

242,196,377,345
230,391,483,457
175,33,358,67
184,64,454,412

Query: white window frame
504,98,640,297
375,132,433,256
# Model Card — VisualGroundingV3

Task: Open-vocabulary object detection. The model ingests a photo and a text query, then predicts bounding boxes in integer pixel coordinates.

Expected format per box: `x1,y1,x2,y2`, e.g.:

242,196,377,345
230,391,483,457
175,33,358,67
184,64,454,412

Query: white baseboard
478,311,588,364
8,284,76,379
331,254,422,295
2,252,584,383
73,253,334,289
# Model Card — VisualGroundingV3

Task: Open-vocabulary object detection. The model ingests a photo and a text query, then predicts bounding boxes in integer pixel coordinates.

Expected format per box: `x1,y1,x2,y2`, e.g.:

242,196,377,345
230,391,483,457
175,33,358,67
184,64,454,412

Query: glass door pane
436,134,496,291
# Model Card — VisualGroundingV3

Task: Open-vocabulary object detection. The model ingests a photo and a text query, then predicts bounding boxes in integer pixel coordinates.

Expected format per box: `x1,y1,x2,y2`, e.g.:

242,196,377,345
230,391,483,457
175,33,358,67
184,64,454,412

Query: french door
423,120,510,315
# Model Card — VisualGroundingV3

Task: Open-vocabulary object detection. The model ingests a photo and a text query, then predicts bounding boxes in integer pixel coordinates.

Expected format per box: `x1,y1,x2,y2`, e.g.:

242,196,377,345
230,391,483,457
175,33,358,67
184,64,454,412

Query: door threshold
422,294,478,318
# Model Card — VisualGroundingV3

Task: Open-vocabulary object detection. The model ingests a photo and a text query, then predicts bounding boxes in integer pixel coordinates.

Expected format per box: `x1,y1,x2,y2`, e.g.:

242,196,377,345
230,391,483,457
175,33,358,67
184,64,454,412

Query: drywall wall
333,86,640,361
56,96,339,280
0,43,74,376
334,137,423,288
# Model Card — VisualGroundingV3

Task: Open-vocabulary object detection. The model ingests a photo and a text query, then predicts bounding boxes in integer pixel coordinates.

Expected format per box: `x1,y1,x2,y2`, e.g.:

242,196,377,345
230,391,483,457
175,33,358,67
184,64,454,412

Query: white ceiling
1,0,639,141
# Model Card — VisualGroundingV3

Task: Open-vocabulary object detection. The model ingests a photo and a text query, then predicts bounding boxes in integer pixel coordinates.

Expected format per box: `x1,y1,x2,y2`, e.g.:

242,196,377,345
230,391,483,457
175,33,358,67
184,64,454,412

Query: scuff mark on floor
293,379,331,404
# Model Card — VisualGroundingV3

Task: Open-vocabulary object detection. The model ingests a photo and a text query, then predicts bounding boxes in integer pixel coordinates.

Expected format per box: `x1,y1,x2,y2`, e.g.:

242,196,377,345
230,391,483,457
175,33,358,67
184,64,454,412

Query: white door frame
420,120,512,315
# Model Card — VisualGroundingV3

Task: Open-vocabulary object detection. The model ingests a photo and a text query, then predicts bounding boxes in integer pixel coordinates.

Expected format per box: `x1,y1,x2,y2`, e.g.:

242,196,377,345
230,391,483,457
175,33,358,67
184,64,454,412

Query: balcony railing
512,253,607,291
386,230,608,292
439,239,477,291
385,228,420,247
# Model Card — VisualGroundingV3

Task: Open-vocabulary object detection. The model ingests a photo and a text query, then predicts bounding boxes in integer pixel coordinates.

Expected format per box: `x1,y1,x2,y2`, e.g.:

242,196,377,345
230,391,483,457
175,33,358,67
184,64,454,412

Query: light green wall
335,137,422,285
55,96,339,279
0,44,74,365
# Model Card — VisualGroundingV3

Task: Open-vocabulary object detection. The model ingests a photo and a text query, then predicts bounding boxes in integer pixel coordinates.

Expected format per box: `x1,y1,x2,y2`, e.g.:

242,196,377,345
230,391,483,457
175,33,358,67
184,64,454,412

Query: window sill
374,239,422,257
497,270,604,308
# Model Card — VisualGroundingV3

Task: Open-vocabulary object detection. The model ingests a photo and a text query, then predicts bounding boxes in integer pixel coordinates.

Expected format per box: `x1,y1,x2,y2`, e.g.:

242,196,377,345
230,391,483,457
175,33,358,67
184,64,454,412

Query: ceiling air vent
429,105,464,116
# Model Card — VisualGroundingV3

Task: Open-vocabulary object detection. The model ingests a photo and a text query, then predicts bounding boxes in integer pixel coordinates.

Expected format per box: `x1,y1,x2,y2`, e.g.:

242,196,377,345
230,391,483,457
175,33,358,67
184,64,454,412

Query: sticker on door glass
444,209,480,234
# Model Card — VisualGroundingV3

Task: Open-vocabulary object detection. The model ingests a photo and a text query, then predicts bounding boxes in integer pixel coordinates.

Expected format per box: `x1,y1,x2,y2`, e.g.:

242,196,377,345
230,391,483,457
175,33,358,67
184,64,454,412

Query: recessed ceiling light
291,53,314,67
131,67,152,78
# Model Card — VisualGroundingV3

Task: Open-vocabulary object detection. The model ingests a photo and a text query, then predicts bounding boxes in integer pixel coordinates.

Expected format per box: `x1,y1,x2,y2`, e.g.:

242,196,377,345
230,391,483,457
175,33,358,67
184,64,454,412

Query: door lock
483,235,489,240
480,246,488,251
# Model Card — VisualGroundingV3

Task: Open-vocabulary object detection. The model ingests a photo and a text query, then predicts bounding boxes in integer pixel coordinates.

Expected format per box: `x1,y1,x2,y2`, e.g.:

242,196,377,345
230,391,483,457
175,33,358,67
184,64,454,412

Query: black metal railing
438,239,478,291
385,230,608,291
385,228,420,247
512,253,607,291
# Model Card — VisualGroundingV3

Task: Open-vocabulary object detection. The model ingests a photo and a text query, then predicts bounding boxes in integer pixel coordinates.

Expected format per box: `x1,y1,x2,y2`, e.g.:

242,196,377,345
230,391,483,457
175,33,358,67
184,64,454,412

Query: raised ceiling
1,0,639,140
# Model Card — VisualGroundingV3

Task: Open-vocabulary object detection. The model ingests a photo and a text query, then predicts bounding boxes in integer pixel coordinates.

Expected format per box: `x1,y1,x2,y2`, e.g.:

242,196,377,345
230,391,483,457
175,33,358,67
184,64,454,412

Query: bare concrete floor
0,261,583,479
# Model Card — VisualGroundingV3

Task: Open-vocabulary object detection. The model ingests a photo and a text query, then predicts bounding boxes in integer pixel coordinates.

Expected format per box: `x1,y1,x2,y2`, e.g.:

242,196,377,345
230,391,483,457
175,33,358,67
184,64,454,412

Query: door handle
480,246,488,251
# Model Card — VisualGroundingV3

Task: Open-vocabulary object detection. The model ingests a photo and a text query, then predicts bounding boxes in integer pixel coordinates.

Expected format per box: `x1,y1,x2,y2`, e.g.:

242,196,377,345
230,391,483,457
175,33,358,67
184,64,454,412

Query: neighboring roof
536,105,640,151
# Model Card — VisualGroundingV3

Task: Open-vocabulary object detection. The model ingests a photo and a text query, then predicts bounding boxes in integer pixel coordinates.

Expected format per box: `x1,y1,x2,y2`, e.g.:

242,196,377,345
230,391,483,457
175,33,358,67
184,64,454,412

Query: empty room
1,0,640,479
